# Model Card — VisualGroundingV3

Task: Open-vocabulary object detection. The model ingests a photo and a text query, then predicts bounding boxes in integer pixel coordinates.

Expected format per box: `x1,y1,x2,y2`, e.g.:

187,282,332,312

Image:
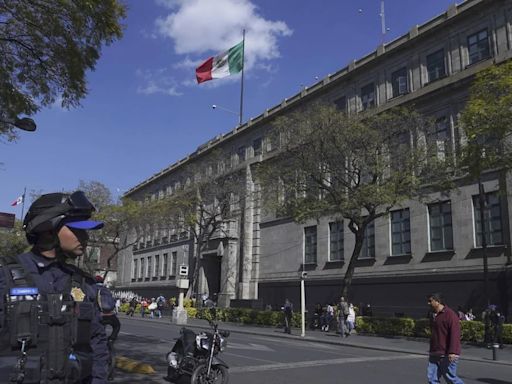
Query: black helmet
23,191,103,244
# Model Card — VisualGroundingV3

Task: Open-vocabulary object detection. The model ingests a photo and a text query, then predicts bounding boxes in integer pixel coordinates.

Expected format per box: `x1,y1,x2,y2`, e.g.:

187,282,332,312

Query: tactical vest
0,255,94,383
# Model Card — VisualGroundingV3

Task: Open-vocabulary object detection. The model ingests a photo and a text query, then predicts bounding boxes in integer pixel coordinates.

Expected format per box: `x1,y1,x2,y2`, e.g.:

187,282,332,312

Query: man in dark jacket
427,292,464,384
0,191,109,383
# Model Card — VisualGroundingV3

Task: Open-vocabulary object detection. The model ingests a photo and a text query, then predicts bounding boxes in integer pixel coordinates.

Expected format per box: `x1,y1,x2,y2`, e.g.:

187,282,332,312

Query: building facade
117,0,512,317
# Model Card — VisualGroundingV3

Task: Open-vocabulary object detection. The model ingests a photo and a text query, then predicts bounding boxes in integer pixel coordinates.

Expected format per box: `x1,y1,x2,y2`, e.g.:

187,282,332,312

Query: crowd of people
122,295,174,318
283,296,360,337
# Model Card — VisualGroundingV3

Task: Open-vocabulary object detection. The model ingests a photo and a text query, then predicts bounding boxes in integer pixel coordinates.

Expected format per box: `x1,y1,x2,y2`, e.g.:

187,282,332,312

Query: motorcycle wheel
191,364,229,384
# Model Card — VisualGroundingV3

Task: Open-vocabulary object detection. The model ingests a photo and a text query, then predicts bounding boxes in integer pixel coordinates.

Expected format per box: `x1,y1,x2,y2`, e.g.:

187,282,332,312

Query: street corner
116,355,156,374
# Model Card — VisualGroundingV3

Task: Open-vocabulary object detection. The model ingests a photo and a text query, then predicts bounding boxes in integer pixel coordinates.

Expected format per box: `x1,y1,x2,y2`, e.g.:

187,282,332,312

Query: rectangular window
237,146,246,162
391,209,411,256
473,192,503,247
140,258,145,279
155,254,160,277
170,251,178,276
162,253,168,276
360,221,375,259
147,256,152,278
468,29,490,65
428,201,453,251
334,96,347,112
428,116,451,159
391,67,408,97
329,221,344,261
304,226,317,264
426,49,446,82
360,83,376,110
253,138,262,156
132,259,138,279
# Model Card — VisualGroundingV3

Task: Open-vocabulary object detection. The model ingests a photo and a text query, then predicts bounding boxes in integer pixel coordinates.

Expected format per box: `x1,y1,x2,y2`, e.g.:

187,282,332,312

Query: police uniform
0,251,109,383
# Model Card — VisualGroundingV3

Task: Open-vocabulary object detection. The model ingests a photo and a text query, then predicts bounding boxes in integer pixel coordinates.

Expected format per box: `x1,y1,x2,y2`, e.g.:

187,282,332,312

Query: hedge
118,304,511,344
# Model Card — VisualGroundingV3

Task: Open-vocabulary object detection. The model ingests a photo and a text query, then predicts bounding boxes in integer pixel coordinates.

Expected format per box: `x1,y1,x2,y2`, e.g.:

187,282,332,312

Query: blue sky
1,0,458,217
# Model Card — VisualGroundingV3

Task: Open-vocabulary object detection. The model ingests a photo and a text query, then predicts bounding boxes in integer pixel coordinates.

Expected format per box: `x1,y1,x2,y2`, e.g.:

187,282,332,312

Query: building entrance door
202,253,221,298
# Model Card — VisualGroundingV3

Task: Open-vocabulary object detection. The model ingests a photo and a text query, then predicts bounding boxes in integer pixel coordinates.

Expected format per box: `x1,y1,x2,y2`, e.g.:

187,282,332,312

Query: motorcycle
165,310,230,384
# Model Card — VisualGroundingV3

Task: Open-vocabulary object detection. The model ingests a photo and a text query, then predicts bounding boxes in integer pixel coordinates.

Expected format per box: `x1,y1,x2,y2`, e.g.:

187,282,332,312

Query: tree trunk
341,224,365,299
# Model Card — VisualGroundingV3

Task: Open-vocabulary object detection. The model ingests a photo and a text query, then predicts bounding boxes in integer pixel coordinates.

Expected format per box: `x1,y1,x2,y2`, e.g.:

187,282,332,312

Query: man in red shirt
427,292,464,384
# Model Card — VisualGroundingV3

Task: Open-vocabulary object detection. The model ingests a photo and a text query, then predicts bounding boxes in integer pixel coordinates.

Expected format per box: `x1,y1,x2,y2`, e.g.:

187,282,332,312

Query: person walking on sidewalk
283,298,293,334
427,292,464,384
338,296,350,337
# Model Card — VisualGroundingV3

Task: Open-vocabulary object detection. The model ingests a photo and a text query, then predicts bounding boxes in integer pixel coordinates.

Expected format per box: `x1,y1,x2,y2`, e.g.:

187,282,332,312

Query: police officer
0,191,109,383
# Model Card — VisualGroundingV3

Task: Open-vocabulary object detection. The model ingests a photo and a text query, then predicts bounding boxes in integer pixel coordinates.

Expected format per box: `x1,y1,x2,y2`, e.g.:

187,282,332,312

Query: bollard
492,343,499,361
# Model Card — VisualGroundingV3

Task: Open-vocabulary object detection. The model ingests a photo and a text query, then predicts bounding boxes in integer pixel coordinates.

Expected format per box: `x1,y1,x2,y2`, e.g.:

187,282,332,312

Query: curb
116,355,156,374
120,316,512,367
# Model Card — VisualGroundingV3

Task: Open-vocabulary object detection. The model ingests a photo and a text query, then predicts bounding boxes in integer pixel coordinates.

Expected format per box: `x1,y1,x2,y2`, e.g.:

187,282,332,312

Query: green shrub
502,323,512,344
356,317,415,336
460,320,484,343
413,318,431,338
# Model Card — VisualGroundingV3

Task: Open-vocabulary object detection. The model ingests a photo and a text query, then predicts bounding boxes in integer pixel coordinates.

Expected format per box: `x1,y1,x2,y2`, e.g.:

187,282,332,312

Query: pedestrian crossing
229,354,423,373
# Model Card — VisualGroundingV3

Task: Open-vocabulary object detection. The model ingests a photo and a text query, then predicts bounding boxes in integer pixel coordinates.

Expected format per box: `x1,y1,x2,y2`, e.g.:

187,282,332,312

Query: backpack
97,285,116,313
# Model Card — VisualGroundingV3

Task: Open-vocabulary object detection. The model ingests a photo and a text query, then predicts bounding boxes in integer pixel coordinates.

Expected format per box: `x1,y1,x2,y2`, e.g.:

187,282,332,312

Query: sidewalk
121,314,512,366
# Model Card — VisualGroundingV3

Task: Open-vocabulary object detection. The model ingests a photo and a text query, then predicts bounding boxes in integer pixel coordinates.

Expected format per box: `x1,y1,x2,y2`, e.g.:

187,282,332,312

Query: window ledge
355,257,376,267
421,250,455,263
465,56,492,69
300,263,317,271
388,92,409,101
323,261,344,270
466,245,506,259
425,74,447,86
384,254,412,265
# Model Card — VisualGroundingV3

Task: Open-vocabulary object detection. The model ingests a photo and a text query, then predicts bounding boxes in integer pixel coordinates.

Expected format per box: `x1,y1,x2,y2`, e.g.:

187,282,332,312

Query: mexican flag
196,41,244,84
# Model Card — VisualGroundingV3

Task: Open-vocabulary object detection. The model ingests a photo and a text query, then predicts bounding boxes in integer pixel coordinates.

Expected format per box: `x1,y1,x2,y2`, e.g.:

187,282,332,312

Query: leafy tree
460,61,512,177
77,180,157,278
0,220,29,256
258,103,449,298
0,0,126,139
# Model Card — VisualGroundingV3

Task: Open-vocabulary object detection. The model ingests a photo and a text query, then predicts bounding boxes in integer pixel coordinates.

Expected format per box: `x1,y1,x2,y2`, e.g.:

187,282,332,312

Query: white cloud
136,68,183,96
155,0,292,75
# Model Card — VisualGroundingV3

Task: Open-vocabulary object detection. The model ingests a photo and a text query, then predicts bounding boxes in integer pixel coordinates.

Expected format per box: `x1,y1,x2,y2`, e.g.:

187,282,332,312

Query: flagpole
20,187,27,221
238,29,246,126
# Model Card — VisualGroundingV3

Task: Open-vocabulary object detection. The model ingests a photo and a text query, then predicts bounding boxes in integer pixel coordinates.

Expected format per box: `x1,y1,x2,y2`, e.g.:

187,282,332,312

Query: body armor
0,255,94,383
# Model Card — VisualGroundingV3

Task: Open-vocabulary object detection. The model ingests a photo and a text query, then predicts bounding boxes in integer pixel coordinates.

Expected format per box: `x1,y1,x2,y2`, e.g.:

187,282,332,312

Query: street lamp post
478,178,489,306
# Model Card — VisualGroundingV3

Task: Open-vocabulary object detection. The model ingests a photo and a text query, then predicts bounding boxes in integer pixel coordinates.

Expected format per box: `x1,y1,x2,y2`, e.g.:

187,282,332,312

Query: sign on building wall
179,265,189,276
0,212,15,229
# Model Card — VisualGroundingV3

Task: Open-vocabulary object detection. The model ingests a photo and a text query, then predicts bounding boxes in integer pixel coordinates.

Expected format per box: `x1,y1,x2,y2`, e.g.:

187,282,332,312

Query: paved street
110,316,512,384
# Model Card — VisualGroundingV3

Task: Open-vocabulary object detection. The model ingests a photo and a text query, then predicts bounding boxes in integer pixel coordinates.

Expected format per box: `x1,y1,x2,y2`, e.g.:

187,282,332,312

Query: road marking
229,342,275,352
230,354,423,373
224,352,278,364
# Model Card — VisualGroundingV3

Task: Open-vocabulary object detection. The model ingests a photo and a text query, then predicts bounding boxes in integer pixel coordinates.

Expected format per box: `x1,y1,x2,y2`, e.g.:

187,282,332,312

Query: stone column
218,238,238,307
240,165,254,299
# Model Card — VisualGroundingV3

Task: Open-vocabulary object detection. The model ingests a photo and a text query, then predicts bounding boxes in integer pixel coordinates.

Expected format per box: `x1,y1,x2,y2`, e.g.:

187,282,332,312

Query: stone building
117,0,512,317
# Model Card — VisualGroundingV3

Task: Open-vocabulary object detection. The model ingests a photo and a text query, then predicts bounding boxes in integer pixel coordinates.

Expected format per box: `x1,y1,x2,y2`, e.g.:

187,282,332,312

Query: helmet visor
65,220,104,230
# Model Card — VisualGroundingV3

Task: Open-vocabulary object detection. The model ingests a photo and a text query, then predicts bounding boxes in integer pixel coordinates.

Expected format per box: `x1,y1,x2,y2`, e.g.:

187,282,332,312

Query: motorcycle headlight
196,334,210,351
166,352,178,368
219,337,227,351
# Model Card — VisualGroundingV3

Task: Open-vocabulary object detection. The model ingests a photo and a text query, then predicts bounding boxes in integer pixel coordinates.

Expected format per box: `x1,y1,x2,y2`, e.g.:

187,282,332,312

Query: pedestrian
95,275,121,381
426,292,464,384
141,298,148,317
464,308,475,321
338,296,350,337
127,297,138,316
346,303,356,334
283,298,293,334
148,298,158,318
156,294,166,318
115,297,121,314
0,191,109,382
